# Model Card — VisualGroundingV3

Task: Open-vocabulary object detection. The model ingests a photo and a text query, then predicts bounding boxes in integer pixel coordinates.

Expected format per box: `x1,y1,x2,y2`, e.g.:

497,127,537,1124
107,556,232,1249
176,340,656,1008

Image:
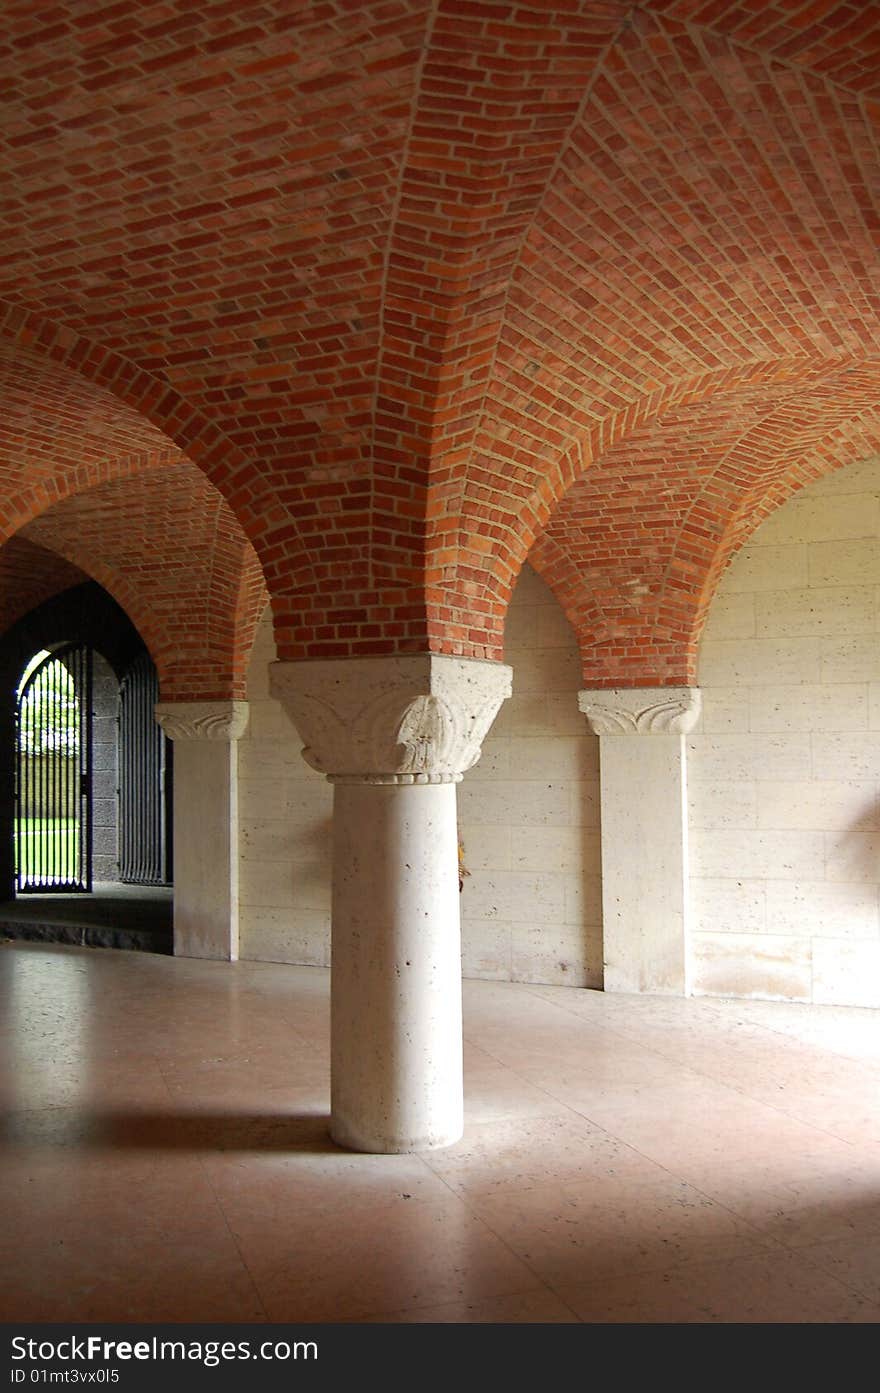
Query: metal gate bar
119,653,170,885
15,644,92,893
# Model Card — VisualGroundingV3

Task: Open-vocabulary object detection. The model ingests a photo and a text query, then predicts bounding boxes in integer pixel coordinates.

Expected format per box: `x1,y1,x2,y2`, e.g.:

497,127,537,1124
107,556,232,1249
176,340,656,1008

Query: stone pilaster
271,655,512,1153
579,687,701,996
154,700,249,962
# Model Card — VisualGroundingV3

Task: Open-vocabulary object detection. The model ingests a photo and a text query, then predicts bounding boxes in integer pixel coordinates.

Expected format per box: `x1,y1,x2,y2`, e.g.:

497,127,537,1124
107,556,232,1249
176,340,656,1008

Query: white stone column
578,687,701,997
271,655,512,1154
154,701,249,962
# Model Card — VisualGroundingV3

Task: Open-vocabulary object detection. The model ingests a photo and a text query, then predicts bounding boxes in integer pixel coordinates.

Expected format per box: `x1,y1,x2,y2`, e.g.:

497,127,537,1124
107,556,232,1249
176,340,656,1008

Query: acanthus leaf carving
578,687,701,736
154,701,250,742
270,656,512,783
395,694,450,774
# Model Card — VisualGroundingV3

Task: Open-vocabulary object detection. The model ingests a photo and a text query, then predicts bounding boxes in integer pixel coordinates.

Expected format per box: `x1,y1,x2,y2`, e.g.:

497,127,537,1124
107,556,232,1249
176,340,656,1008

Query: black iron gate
15,644,93,893
118,653,171,885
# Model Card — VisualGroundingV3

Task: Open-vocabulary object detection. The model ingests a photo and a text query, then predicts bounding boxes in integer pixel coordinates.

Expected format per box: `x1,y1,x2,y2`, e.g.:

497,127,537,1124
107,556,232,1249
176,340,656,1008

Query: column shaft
271,654,512,1153
154,701,248,962
171,738,240,961
598,733,689,994
580,686,700,997
331,780,462,1152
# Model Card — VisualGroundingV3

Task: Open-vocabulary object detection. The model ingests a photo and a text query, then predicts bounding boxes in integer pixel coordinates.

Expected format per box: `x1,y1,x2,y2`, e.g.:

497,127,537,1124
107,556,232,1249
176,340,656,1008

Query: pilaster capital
269,655,512,784
154,700,250,742
578,686,701,736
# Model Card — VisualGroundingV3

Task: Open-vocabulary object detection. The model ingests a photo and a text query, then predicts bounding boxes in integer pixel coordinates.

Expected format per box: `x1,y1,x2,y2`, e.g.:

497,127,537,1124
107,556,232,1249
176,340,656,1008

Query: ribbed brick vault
0,1,878,688
0,537,89,636
0,343,267,699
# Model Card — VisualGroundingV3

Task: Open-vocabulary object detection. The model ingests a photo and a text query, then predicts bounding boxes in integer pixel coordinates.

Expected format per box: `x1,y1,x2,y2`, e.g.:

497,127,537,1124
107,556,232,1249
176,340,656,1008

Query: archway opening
0,584,174,955
15,643,90,894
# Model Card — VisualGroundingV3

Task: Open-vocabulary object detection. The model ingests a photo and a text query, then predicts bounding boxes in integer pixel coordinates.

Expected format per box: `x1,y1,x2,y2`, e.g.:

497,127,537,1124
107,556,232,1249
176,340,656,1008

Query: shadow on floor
0,881,172,954
3,1107,338,1153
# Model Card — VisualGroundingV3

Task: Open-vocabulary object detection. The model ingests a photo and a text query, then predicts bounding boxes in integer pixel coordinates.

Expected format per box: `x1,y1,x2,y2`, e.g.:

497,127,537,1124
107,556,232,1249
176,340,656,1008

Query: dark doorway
0,583,173,953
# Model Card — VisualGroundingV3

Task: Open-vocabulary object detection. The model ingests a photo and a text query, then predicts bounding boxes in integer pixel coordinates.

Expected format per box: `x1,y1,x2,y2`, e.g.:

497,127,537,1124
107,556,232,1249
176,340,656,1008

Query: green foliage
18,654,79,756
14,818,79,881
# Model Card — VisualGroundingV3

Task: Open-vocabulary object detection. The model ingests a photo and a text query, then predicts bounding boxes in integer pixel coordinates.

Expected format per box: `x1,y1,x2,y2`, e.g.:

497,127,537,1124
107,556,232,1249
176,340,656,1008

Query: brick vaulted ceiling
0,342,267,698
0,0,878,687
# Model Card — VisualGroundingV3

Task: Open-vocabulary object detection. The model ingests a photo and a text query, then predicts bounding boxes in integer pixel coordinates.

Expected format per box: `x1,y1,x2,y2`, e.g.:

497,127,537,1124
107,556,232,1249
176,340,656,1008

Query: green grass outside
14,817,80,882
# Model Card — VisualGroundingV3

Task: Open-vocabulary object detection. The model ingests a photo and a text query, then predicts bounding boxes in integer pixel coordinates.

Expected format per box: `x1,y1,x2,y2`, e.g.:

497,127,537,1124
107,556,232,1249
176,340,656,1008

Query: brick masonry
1,4,879,1003
0,3,878,682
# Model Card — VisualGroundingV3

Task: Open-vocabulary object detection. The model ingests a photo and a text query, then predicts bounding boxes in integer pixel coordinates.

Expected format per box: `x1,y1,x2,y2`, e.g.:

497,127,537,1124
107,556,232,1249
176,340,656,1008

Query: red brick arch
0,0,430,655
1,4,879,664
0,335,269,697
0,538,90,637
689,412,880,675
14,463,268,701
0,313,320,599
529,361,880,687
420,10,880,655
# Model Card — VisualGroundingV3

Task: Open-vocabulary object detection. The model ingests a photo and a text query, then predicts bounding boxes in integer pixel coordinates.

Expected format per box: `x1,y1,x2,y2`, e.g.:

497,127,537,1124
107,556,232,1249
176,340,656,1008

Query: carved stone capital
578,687,701,736
270,655,513,783
154,700,250,742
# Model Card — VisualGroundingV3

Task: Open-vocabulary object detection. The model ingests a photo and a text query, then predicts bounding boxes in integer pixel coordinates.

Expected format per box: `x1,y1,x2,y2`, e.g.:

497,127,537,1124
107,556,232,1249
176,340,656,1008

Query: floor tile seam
461,1028,582,1082
732,1027,880,1069
794,1240,880,1303
558,1287,865,1325
553,1107,870,1202
772,1219,880,1253
193,1147,274,1323
679,1080,880,1147
463,1018,704,1078
699,1001,880,1067
462,1237,813,1305
418,1185,593,1319
512,984,723,1053
581,1161,880,1270
153,1039,329,1079
463,1104,823,1246
461,1032,637,1123
558,1055,880,1137
348,1277,575,1325
238,1192,565,1322
222,1132,484,1203
474,1069,670,1140
548,1240,844,1310
202,1185,479,1235
520,982,876,1069
554,1024,795,1075
529,1094,684,1153
529,1283,586,1324
513,1065,805,1136
423,1128,730,1209
409,1151,611,1298
385,1148,470,1202
730,1099,880,1145
788,1252,880,1310
152,1036,287,1323
499,1091,707,1155
417,1151,525,1202
517,981,728,1026
1,1080,173,1122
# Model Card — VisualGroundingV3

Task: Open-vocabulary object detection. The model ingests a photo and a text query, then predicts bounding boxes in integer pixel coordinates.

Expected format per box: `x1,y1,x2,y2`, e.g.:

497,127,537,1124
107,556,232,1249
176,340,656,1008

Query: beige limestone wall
238,614,332,966
459,565,603,987
238,565,603,986
691,453,880,1007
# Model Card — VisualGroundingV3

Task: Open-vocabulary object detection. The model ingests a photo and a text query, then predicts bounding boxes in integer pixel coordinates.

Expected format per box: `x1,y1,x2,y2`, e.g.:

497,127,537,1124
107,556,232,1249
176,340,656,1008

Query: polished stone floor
2,939,880,1323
